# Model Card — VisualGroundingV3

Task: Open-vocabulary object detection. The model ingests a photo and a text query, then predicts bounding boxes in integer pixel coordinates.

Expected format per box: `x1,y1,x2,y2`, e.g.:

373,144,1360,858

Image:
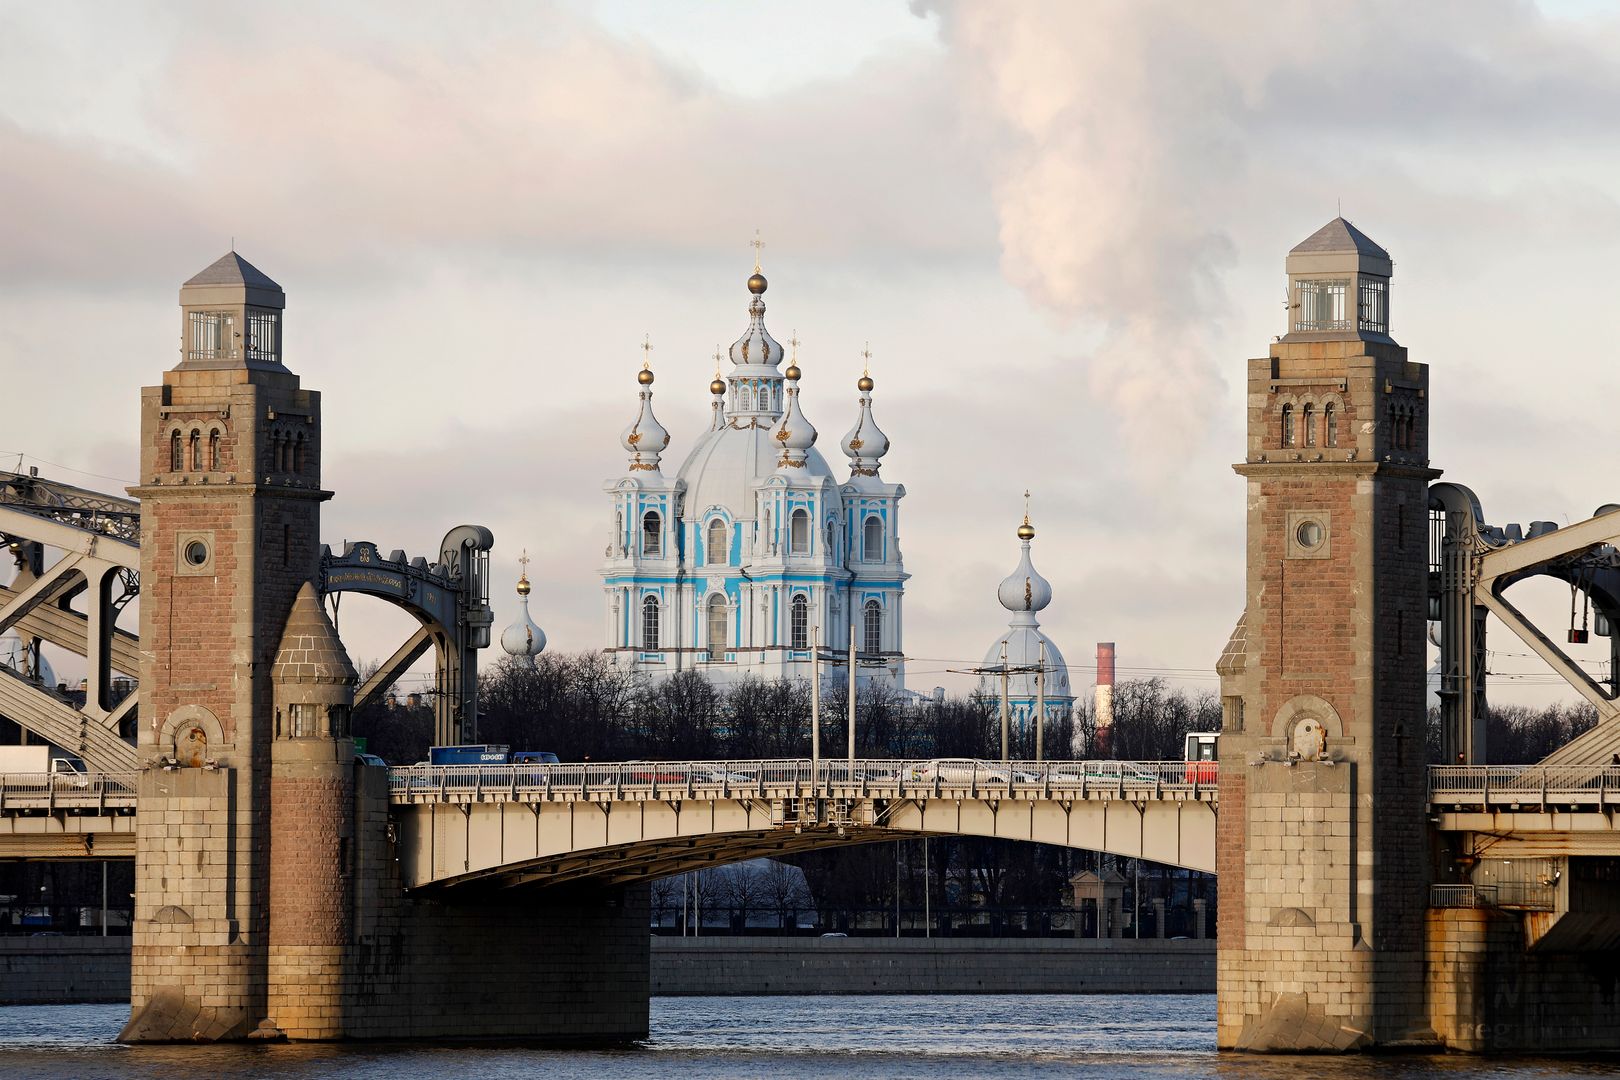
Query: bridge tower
121,253,330,1041
1217,219,1437,1050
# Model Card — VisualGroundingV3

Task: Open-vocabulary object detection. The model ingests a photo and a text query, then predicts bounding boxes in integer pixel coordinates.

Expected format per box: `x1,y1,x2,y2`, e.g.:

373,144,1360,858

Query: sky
4,0,1620,703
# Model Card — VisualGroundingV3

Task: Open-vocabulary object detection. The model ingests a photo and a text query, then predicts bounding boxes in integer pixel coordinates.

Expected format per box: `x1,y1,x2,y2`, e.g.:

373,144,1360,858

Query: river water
0,995,1613,1079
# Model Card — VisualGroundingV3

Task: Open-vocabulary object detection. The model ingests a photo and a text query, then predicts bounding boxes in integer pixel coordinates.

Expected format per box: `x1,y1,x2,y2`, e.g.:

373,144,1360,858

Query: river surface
0,995,1615,1079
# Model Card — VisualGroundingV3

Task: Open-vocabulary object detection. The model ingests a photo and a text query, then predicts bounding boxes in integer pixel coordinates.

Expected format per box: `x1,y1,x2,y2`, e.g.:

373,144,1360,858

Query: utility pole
848,618,857,769
1036,641,1046,763
1000,640,1010,763
811,623,821,779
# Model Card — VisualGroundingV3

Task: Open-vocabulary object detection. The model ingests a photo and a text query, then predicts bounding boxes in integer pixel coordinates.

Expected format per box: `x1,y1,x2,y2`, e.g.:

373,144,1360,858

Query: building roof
271,583,357,685
183,252,283,293
1289,218,1389,260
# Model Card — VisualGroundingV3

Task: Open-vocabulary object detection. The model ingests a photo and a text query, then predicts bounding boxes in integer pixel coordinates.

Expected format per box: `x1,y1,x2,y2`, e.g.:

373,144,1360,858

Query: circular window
1295,520,1324,550
184,540,209,567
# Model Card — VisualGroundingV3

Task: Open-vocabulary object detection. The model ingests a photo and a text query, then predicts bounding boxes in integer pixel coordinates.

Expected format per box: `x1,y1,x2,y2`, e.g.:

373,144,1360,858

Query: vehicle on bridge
428,744,512,766
0,745,88,788
1184,732,1219,784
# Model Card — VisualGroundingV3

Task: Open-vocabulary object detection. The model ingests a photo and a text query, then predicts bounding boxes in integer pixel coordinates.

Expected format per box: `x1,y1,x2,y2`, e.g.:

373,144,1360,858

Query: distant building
601,264,908,688
978,498,1074,733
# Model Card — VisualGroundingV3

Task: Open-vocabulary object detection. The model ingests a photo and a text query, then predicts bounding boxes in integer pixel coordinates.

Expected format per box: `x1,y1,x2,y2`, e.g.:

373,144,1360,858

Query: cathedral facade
600,267,907,688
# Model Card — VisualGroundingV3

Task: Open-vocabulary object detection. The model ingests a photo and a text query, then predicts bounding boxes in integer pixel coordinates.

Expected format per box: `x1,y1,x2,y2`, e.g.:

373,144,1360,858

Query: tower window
1358,278,1388,334
707,594,727,660
643,595,661,651
248,310,280,363
1324,402,1338,448
863,516,883,562
208,432,220,471
707,519,728,565
1280,404,1295,448
1302,403,1316,447
189,430,202,471
642,511,661,556
293,434,306,474
170,432,183,472
791,509,810,555
791,593,809,650
187,311,235,362
1294,279,1350,332
863,599,882,655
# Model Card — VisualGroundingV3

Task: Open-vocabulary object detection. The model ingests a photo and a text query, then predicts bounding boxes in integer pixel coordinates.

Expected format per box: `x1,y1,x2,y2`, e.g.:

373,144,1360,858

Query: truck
427,744,512,766
0,745,89,787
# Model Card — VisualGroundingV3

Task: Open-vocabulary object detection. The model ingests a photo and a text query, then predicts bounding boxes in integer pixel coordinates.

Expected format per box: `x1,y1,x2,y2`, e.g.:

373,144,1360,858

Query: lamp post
810,623,820,781
1000,641,1010,763
1036,641,1046,763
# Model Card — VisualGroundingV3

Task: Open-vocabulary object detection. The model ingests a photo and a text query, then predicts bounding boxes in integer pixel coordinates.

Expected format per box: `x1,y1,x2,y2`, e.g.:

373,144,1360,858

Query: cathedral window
1324,402,1338,447
642,595,661,651
1294,279,1350,332
1280,404,1294,448
741,386,753,412
170,432,183,472
707,595,727,660
791,594,809,650
707,519,728,564
863,599,882,655
791,509,810,554
863,516,883,561
826,518,837,555
642,511,661,556
1302,403,1316,447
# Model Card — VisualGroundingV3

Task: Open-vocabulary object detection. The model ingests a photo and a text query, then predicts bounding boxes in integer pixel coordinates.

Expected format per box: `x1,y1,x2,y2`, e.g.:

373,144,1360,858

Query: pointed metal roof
1289,218,1389,260
183,252,283,293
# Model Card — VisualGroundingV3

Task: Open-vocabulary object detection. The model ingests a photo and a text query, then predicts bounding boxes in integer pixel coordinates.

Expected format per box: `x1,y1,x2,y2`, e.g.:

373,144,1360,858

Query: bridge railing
387,758,1217,802
0,771,140,807
1429,764,1620,808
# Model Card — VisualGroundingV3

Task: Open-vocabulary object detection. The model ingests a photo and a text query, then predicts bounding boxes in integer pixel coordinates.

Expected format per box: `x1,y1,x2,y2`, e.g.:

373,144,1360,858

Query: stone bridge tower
1217,220,1437,1051
122,253,329,1041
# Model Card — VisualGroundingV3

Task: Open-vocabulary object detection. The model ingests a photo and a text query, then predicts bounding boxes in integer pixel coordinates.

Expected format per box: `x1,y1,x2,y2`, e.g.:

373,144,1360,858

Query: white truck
0,745,89,787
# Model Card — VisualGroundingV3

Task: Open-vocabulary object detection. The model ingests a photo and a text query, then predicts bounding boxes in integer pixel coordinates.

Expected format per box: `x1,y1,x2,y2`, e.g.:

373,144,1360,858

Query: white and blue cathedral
599,267,909,688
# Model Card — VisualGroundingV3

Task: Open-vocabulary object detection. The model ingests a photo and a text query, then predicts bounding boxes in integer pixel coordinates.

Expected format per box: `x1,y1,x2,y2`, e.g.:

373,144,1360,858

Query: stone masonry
1217,220,1437,1051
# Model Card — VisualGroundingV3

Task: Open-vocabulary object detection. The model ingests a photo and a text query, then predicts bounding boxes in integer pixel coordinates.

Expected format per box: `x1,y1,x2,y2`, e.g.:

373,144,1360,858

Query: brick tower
1216,220,1437,1051
121,254,329,1041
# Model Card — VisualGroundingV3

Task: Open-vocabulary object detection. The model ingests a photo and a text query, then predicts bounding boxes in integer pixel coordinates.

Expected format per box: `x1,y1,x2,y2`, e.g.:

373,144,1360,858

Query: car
511,751,561,765
819,932,848,938
906,759,1011,785
354,753,387,768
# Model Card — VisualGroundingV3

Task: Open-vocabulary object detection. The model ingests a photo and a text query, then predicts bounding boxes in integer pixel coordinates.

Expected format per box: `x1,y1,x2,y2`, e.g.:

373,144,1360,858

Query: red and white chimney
1094,642,1116,737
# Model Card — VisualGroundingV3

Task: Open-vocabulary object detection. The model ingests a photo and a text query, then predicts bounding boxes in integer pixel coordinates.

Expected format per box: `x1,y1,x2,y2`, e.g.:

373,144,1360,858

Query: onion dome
500,553,546,667
729,272,784,371
620,357,670,474
708,347,728,432
841,354,890,480
998,493,1053,616
771,352,818,471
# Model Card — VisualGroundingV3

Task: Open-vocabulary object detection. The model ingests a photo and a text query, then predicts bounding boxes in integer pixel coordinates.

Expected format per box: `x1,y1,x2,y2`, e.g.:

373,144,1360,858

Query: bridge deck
0,772,138,858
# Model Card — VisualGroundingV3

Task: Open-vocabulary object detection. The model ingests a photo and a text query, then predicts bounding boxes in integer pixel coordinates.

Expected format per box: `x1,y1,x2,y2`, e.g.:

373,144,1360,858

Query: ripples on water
0,996,1613,1079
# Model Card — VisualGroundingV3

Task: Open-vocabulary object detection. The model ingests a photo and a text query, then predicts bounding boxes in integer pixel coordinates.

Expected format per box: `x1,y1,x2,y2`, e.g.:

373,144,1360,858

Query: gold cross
751,230,764,272
713,345,723,376
640,334,653,368
789,331,800,359
1023,490,1031,527
861,341,872,376
518,548,531,575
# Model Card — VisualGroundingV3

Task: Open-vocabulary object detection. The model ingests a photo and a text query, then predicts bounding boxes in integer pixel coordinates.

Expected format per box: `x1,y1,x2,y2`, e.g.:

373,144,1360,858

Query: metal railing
1428,765,1620,808
0,771,139,810
387,758,1218,803
1430,883,1497,908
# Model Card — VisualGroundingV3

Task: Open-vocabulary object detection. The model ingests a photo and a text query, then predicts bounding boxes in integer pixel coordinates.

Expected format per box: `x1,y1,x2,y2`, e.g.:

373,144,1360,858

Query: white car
907,759,1010,785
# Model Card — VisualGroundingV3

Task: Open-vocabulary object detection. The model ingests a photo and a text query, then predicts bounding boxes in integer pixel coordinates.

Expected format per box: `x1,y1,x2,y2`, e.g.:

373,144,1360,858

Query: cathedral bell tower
1216,220,1437,1051
121,253,331,1042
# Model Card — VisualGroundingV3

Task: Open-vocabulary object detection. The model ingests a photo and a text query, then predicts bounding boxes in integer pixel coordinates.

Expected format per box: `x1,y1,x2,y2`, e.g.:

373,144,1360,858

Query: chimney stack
1094,643,1116,748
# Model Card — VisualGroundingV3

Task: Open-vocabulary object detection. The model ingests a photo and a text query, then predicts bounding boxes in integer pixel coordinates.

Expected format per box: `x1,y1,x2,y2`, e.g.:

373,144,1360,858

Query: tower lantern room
1283,217,1392,343
177,252,286,371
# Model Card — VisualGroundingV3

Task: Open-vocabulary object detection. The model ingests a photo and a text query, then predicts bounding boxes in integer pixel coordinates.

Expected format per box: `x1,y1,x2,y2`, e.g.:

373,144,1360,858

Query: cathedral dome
500,563,546,666
998,533,1053,614
677,424,835,515
729,291,784,371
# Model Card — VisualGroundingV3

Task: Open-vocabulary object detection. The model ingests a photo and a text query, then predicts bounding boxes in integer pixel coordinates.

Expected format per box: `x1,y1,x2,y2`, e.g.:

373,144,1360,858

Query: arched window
790,593,809,650
740,386,752,412
642,511,661,556
1280,404,1294,448
826,518,837,554
1324,402,1338,448
863,599,882,655
642,595,661,651
189,430,202,471
863,516,883,562
706,595,727,660
292,434,305,474
614,510,624,551
790,509,810,554
1302,403,1316,447
170,431,183,472
208,431,221,471
707,519,727,564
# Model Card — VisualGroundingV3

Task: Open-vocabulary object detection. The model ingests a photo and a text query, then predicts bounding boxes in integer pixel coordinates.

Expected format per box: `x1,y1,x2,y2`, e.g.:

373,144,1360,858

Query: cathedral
600,264,908,688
